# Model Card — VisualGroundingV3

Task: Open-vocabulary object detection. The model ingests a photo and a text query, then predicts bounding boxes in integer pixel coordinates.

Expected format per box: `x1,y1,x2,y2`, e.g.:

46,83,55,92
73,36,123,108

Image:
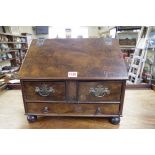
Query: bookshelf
0,32,29,90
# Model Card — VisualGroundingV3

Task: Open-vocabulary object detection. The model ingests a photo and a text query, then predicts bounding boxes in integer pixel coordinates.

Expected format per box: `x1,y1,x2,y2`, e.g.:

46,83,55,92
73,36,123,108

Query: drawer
26,102,120,115
78,81,122,102
22,81,65,101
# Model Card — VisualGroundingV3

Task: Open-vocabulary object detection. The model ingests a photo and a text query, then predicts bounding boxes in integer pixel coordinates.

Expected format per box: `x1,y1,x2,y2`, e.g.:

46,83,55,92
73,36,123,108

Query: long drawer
22,81,66,101
78,81,122,102
26,102,120,115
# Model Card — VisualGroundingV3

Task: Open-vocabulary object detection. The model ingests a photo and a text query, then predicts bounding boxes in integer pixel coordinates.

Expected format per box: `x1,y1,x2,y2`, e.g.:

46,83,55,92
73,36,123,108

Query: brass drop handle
42,106,49,113
89,85,110,97
35,84,55,97
96,107,102,114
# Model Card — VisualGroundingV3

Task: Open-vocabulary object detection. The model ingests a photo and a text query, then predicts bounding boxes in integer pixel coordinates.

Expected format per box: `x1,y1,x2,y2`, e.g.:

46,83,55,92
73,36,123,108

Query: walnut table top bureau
19,38,128,125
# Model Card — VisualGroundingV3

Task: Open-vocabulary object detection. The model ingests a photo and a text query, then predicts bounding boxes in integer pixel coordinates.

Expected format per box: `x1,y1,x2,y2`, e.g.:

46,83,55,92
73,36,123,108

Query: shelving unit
21,33,32,48
0,32,28,66
115,27,141,70
0,32,28,37
0,32,28,90
0,58,15,62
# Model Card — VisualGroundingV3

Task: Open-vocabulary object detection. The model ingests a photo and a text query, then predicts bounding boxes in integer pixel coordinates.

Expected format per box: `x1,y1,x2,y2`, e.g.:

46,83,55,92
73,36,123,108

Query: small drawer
23,81,65,101
78,81,122,102
26,102,120,115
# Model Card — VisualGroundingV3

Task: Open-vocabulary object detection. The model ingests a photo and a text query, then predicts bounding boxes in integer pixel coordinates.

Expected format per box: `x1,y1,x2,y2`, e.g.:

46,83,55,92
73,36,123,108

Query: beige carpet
0,89,155,129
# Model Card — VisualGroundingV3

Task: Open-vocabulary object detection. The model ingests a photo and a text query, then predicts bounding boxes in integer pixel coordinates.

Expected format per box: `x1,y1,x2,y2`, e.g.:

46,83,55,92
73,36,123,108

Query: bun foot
27,115,37,122
109,117,120,125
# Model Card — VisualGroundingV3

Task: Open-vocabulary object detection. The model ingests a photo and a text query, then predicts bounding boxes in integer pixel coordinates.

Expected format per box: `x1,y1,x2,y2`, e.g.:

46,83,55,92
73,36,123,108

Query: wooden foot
109,117,120,125
27,115,37,122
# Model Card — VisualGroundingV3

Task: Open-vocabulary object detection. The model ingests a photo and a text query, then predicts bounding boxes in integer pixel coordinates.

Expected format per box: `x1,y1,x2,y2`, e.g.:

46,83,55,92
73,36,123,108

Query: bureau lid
19,38,128,80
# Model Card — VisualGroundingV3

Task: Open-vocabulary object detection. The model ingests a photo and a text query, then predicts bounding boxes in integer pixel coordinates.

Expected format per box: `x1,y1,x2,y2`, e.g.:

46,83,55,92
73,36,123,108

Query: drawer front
78,81,122,102
26,103,120,115
23,81,65,101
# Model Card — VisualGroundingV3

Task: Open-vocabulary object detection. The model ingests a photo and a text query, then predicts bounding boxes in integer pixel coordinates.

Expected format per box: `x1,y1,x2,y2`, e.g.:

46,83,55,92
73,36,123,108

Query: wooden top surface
19,38,128,80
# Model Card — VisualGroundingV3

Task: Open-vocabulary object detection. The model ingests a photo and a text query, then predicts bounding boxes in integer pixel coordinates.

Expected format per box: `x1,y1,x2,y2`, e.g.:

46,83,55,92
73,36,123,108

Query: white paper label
68,72,77,77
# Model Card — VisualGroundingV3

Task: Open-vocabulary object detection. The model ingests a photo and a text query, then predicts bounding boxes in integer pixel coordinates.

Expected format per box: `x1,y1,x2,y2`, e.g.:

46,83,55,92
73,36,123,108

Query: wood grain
26,102,119,115
23,81,66,101
19,39,128,80
78,81,122,101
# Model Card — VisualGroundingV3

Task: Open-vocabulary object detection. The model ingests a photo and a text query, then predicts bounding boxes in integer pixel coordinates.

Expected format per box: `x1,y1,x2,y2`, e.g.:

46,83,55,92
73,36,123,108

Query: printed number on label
68,72,78,77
